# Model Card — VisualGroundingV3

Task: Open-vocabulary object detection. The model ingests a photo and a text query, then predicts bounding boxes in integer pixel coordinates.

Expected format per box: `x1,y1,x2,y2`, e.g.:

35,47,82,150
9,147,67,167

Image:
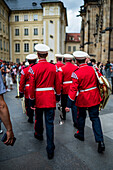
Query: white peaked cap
73,51,90,60
25,61,29,66
34,44,50,54
64,54,73,60
26,54,37,60
55,54,64,58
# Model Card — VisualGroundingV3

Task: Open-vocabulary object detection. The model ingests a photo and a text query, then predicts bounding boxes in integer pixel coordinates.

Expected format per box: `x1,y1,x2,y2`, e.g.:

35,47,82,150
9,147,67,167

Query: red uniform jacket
59,62,78,94
19,64,34,99
68,64,102,107
55,61,64,69
29,59,61,108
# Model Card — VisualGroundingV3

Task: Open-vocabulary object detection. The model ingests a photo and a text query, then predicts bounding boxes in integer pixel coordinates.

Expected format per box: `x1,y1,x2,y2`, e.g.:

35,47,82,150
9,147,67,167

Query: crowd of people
0,45,113,160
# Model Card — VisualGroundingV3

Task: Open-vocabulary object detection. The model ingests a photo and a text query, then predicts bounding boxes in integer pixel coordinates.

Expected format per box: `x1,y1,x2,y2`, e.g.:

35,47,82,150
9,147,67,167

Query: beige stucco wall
0,0,10,61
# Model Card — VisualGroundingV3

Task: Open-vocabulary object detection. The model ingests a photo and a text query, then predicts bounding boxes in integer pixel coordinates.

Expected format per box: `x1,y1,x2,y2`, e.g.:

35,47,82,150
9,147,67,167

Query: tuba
94,67,112,110
99,76,112,110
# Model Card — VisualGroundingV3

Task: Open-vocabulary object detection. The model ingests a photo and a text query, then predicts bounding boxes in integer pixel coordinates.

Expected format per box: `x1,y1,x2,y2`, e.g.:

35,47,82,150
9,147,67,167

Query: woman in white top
6,65,13,91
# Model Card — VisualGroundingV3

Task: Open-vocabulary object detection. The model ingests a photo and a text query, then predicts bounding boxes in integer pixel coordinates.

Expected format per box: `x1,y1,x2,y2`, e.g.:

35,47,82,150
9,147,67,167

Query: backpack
94,67,112,110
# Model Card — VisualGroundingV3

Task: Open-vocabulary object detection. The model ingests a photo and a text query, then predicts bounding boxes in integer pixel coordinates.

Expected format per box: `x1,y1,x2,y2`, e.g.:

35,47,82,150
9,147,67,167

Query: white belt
25,84,29,87
80,87,97,92
36,87,54,91
63,81,72,84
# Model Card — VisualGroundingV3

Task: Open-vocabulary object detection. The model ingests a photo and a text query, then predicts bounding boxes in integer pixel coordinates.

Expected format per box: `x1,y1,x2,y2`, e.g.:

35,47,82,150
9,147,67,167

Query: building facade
0,0,67,63
80,0,113,63
65,33,80,54
0,0,10,61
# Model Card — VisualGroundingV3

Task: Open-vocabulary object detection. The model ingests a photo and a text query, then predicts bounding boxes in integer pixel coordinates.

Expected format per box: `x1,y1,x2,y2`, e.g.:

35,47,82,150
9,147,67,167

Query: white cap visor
26,54,37,60
35,44,50,54
64,54,73,60
73,51,89,60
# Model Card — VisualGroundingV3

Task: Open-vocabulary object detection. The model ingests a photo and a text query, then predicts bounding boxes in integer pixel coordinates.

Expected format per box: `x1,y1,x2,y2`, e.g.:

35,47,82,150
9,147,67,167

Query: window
73,46,76,51
0,22,1,30
33,43,37,52
15,29,19,36
34,28,38,35
4,41,6,51
7,42,8,52
6,27,8,34
24,43,29,52
16,58,20,63
33,14,38,21
2,9,4,16
24,28,28,36
0,39,2,50
42,28,44,35
15,43,20,52
69,37,74,41
50,35,53,38
68,46,71,52
24,15,28,21
3,25,5,33
50,20,53,24
15,15,19,22
50,49,53,52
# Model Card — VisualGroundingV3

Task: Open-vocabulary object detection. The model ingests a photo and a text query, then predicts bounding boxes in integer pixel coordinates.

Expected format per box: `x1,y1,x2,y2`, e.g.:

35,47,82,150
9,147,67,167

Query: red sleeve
58,67,63,90
19,69,26,93
68,72,79,101
54,66,61,95
29,67,35,100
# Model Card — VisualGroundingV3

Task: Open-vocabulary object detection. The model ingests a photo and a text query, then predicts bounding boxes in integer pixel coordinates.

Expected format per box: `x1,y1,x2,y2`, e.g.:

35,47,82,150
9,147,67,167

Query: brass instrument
99,76,112,110
94,67,112,110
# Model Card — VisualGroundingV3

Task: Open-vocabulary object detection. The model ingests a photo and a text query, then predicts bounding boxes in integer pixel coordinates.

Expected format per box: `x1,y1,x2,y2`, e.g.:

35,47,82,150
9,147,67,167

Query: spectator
90,59,96,67
0,69,14,145
6,65,13,91
105,61,111,79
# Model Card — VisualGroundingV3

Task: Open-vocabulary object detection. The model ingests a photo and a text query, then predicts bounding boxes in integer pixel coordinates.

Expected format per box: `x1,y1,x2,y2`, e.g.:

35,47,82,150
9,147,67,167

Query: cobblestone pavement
0,85,113,170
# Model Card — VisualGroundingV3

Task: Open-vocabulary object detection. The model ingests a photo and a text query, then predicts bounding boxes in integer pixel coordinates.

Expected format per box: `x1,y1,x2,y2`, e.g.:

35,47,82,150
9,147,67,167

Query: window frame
24,28,29,36
33,14,38,21
34,28,38,35
15,15,19,22
24,15,28,21
15,43,20,52
15,29,19,36
68,46,71,52
24,43,29,52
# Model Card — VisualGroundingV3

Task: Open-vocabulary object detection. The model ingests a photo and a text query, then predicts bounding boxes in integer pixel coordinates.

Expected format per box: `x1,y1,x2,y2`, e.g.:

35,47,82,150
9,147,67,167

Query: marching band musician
19,54,37,123
65,51,105,153
29,44,61,160
59,54,78,128
55,54,64,68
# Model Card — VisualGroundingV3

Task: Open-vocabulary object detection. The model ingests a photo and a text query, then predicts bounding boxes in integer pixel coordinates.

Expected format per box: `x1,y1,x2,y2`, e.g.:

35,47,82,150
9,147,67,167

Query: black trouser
25,98,34,121
35,108,55,154
78,105,104,142
61,94,77,124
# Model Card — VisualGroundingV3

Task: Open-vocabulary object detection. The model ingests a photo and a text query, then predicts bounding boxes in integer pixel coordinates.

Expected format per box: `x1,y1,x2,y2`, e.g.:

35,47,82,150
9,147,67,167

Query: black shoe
98,142,105,153
34,133,43,141
74,133,84,141
28,118,34,123
47,152,54,160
